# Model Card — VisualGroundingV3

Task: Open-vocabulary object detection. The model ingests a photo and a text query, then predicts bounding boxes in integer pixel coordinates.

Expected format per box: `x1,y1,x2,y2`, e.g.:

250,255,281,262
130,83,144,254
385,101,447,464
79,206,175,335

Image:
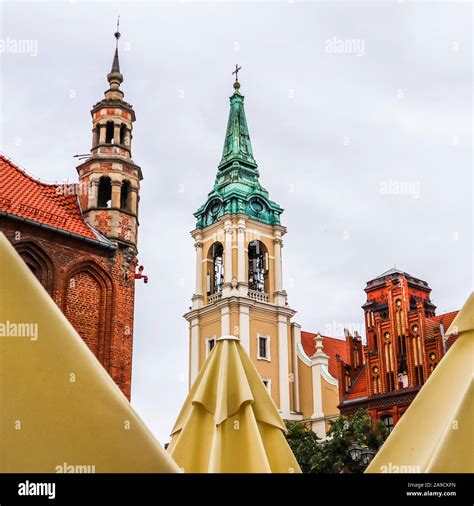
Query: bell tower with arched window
76,27,142,251
184,74,300,419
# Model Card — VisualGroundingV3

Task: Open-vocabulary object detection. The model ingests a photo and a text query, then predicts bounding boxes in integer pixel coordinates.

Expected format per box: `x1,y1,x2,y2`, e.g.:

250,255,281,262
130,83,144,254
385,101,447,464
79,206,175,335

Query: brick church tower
337,269,458,432
0,29,142,399
76,28,141,249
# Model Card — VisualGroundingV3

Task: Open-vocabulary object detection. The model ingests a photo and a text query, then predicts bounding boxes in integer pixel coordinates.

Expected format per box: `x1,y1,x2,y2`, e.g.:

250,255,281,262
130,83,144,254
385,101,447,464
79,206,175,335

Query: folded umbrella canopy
0,233,178,472
366,292,474,473
168,335,302,473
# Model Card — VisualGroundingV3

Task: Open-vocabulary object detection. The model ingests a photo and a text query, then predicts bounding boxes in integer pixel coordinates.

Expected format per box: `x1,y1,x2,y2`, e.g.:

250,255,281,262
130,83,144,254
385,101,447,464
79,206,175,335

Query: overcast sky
1,1,472,443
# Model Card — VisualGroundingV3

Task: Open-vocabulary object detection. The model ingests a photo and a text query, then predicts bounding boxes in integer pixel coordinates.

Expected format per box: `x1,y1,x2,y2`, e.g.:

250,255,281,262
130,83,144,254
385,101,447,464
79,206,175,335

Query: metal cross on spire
232,64,242,82
114,16,121,48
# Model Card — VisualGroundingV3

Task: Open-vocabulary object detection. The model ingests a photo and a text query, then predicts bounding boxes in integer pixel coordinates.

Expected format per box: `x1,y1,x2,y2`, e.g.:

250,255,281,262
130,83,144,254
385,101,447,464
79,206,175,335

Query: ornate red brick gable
337,269,459,431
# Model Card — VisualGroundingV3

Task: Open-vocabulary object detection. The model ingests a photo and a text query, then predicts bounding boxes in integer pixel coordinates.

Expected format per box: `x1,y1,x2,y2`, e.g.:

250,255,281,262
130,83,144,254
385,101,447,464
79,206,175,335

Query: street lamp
361,447,376,466
348,444,376,466
348,443,362,462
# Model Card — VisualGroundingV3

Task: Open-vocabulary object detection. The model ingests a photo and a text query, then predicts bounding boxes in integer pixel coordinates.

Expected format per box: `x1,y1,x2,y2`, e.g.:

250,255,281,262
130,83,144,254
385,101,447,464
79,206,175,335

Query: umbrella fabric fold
0,233,179,473
366,292,474,474
168,336,301,473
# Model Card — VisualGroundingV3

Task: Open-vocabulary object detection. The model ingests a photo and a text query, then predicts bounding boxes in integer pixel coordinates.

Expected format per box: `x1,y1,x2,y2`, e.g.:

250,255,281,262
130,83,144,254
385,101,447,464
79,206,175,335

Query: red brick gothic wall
0,217,136,400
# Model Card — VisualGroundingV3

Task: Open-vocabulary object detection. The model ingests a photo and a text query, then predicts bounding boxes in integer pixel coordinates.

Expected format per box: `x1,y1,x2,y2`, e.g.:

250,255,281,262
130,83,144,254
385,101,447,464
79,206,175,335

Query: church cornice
190,214,287,239
184,295,296,322
91,100,136,121
76,157,143,181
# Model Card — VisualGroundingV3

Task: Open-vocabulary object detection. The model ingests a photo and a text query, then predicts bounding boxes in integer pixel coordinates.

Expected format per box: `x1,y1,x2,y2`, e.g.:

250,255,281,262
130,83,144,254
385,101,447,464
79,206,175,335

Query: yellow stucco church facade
184,77,343,436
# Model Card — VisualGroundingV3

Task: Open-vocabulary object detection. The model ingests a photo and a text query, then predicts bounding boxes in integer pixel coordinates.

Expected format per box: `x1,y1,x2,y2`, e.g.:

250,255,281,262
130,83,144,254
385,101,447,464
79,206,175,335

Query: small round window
209,200,222,216
250,198,265,213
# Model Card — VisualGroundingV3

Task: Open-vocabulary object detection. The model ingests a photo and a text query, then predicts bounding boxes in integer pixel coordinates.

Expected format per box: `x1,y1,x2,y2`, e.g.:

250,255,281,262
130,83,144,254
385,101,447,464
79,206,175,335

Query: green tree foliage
286,409,388,473
285,420,322,473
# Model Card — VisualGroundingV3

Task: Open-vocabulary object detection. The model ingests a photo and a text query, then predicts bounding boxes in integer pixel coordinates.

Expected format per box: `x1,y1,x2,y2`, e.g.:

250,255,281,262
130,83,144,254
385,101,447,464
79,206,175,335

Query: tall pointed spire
111,48,120,74
106,17,123,95
218,68,257,170
193,68,283,229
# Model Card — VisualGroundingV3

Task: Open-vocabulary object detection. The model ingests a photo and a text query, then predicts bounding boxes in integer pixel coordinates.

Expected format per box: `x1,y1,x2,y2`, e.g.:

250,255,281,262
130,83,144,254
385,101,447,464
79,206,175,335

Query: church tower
76,27,142,252
185,72,300,418
73,26,142,399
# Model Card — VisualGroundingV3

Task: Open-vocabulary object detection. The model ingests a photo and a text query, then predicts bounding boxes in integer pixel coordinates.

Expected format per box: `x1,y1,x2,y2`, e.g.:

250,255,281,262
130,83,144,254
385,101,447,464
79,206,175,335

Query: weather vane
114,16,121,47
232,64,242,82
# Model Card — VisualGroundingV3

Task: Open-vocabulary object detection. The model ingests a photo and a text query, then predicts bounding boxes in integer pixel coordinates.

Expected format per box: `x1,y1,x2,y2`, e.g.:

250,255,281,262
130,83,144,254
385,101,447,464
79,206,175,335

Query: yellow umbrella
366,292,474,473
0,233,178,473
168,335,301,473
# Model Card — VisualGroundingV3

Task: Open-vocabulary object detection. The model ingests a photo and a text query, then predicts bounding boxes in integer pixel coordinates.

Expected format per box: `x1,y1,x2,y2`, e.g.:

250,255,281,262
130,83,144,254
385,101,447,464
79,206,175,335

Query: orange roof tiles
0,154,100,242
426,311,459,350
301,331,347,380
425,311,458,337
345,365,368,401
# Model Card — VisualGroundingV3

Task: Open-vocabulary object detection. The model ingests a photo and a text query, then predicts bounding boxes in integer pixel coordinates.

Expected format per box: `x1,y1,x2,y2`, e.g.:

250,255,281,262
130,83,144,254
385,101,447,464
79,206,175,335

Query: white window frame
262,378,272,394
206,336,217,356
256,333,271,361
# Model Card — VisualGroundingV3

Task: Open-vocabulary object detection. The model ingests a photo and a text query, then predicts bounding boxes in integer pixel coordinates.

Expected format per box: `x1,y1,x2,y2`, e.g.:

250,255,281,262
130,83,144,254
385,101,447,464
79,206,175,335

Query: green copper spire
194,71,283,229
218,80,257,170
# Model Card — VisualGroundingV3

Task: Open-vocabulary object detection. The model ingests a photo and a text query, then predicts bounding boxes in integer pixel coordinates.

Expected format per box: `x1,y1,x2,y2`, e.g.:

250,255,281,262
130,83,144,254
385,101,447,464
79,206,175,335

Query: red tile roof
425,311,458,337
425,311,459,350
301,331,347,380
345,365,368,401
0,154,101,242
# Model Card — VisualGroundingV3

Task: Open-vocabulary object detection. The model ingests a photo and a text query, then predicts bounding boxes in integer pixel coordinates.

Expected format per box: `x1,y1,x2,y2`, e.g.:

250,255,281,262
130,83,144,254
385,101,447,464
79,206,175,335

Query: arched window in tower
120,180,131,211
93,125,100,147
248,240,268,293
97,177,112,208
397,334,407,354
120,124,127,145
105,121,115,144
207,242,224,295
397,358,409,389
